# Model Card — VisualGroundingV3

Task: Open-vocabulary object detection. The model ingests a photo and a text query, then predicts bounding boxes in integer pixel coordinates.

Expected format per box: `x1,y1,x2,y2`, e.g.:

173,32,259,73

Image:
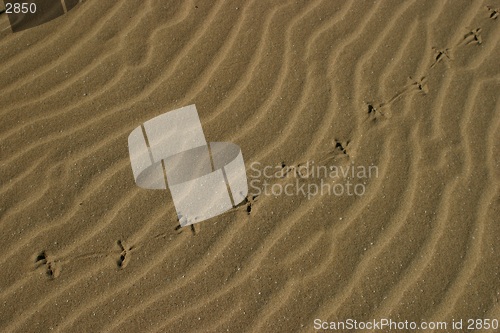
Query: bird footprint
116,240,135,269
34,251,61,279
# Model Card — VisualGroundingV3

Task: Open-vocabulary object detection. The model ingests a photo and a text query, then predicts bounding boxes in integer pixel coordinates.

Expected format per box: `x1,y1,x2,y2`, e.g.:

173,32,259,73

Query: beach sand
0,0,499,332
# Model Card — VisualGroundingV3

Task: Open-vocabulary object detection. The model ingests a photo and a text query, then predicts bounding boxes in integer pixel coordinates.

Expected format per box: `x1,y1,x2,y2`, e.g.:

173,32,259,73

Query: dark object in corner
6,0,82,32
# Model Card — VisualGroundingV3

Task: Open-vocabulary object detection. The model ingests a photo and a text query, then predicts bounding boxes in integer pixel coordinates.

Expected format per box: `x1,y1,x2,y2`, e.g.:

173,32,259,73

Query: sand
1,0,499,332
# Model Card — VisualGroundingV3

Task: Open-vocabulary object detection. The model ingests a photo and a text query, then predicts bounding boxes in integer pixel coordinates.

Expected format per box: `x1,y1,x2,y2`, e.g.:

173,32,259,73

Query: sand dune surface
1,0,499,332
